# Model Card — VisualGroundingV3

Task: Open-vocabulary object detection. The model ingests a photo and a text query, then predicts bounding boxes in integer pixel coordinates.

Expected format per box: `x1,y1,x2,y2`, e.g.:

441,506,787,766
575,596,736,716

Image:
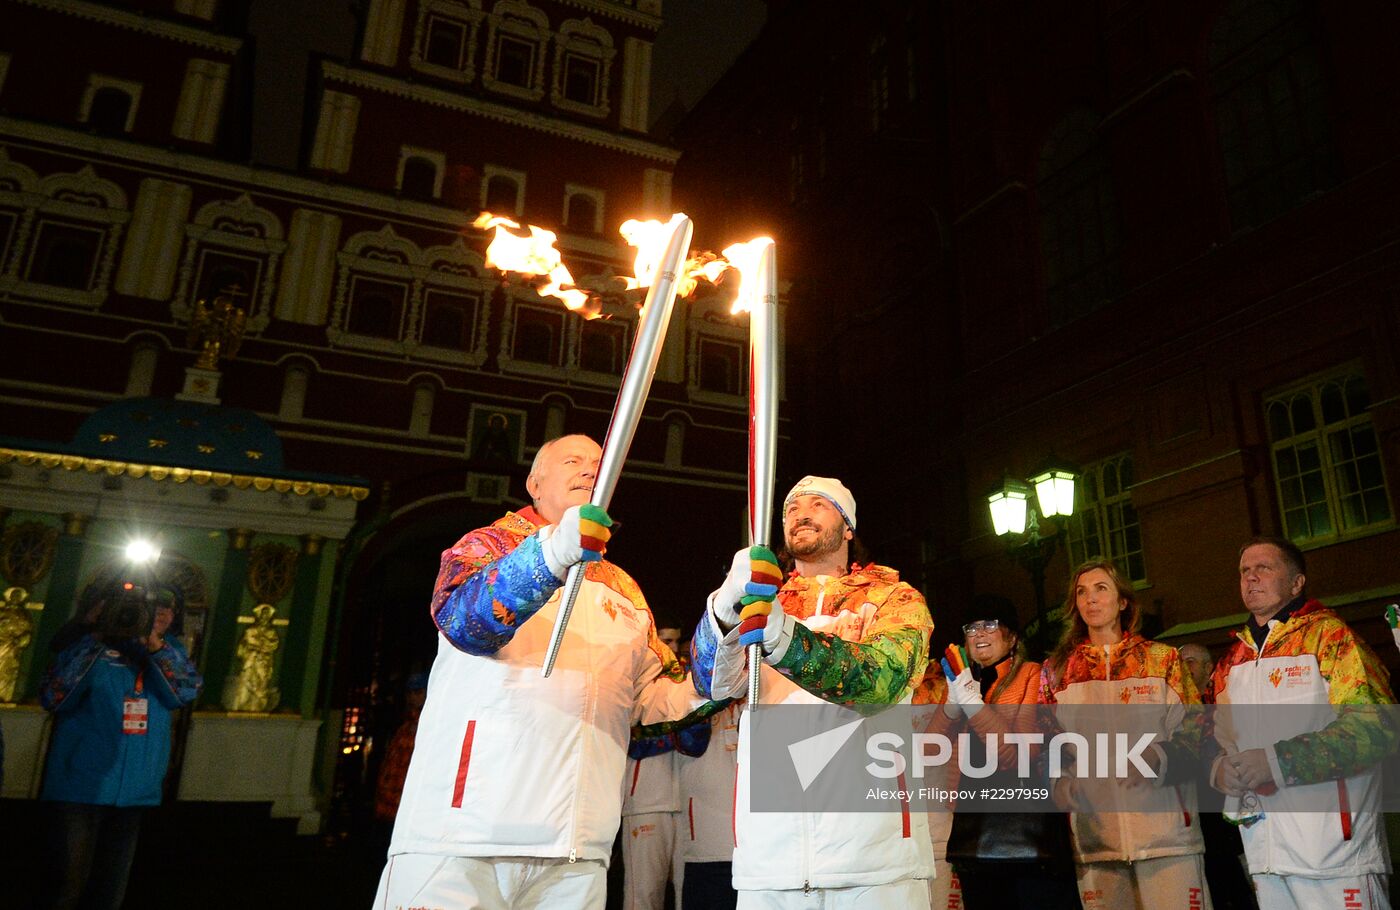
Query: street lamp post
987,462,1079,655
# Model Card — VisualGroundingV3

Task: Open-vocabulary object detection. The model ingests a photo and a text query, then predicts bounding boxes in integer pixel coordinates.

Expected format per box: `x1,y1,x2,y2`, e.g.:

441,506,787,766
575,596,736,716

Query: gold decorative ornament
0,587,44,703
247,543,298,603
0,448,369,501
0,521,60,586
222,603,288,713
187,287,248,370
62,513,90,537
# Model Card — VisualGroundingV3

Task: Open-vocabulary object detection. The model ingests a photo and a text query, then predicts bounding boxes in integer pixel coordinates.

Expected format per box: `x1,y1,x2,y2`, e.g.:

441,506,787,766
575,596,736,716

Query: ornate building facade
0,0,772,833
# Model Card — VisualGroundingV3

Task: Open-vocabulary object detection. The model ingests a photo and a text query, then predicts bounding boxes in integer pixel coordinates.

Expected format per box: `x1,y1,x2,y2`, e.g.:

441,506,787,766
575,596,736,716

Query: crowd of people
369,433,1400,910
25,430,1394,910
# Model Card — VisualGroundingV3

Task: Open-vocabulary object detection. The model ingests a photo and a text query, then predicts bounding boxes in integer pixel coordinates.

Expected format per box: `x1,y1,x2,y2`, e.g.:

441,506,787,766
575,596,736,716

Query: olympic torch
726,237,779,706
541,214,695,678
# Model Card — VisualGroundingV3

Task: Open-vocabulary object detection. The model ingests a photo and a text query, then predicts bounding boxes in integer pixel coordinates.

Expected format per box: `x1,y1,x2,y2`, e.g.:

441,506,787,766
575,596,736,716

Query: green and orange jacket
1207,599,1397,877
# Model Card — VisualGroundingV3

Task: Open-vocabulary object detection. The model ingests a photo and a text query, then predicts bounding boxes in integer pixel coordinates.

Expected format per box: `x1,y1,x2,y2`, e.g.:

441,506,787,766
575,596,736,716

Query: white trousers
372,853,606,910
927,857,962,910
1076,854,1212,910
621,811,681,910
1252,872,1391,910
736,877,930,910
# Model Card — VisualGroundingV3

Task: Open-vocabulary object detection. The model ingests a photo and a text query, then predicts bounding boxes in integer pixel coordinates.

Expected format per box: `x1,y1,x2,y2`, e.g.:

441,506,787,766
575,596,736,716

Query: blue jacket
40,633,202,806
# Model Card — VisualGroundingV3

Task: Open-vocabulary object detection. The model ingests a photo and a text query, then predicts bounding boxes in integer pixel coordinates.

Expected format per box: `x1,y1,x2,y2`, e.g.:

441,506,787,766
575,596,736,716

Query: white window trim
171,194,285,333
410,0,485,84
551,17,615,118
570,311,635,386
1,163,130,309
1067,452,1149,587
1264,367,1395,547
328,224,492,366
686,298,747,406
397,145,446,199
562,183,604,234
415,285,488,361
480,0,550,102
499,293,570,378
481,164,527,217
79,74,144,133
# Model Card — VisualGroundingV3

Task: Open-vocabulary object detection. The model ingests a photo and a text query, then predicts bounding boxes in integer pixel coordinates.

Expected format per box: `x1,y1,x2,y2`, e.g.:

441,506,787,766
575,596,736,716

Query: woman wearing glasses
1039,559,1210,910
930,595,1078,909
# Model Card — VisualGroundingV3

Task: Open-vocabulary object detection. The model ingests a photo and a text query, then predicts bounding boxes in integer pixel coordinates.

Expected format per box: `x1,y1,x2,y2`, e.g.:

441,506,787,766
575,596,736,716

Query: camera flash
125,540,160,564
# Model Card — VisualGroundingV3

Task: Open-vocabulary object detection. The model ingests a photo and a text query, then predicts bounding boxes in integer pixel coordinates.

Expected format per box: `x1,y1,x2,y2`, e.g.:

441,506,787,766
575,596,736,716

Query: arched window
1209,0,1335,230
401,156,439,200
698,339,742,395
345,280,406,339
1037,110,1122,327
512,305,562,365
579,320,626,374
87,87,133,133
30,223,102,290
564,193,597,233
485,175,520,213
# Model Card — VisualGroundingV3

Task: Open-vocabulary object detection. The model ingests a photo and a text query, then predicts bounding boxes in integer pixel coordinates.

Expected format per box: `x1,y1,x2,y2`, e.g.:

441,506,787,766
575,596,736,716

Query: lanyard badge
123,671,148,735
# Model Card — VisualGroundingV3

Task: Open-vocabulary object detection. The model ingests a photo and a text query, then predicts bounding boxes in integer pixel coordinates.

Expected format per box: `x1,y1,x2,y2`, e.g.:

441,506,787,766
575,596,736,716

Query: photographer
36,569,202,910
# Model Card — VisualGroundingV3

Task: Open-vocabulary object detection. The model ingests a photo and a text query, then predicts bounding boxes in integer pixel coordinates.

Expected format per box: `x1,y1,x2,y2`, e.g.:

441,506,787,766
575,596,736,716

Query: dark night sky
243,0,766,169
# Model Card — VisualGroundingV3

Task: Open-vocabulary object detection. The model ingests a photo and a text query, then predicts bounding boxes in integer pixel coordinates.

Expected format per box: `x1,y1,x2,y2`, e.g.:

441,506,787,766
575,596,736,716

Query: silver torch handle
747,240,778,708
541,215,695,678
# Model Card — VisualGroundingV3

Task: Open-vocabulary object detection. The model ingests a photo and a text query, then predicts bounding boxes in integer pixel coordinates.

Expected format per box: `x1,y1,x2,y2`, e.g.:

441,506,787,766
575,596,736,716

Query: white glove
942,661,984,719
757,610,796,664
539,504,612,580
709,547,752,628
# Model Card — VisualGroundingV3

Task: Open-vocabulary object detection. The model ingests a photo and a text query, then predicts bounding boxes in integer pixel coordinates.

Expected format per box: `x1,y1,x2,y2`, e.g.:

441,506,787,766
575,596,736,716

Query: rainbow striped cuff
577,504,612,559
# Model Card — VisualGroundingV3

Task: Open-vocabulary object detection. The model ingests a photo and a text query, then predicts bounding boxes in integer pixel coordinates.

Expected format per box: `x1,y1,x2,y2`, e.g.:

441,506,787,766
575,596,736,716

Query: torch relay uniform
1039,633,1210,910
1208,596,1397,910
693,563,935,909
376,507,724,910
910,673,961,910
622,718,710,910
676,700,742,909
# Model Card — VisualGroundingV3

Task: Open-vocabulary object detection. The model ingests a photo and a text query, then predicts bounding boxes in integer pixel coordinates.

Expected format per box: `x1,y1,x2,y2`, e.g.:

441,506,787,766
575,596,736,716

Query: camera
80,567,181,645
96,582,158,641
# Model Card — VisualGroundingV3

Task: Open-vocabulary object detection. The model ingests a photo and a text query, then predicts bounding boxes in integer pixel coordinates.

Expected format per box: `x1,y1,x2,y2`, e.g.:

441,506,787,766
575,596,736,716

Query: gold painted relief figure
222,603,285,712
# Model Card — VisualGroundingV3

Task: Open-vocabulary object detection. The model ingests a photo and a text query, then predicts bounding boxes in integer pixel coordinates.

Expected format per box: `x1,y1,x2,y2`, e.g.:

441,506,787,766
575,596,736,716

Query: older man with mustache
691,475,936,909
374,434,725,910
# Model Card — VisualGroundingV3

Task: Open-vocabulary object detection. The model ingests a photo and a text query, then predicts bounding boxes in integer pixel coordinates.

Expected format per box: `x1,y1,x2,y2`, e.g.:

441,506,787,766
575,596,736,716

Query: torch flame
619,214,691,293
474,212,592,314
720,237,775,315
473,209,769,318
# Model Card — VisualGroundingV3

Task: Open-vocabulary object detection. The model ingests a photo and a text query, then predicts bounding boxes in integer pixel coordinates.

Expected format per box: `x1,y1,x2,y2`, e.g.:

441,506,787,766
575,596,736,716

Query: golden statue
222,603,286,713
0,586,43,703
187,286,248,370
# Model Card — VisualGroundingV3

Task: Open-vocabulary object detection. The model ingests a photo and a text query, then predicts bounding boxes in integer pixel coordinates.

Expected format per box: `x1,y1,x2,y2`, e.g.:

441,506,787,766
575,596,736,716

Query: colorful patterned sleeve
431,526,562,656
689,610,723,698
1156,645,1205,788
628,718,713,759
1273,623,1399,786
40,634,104,713
771,583,932,706
146,638,203,708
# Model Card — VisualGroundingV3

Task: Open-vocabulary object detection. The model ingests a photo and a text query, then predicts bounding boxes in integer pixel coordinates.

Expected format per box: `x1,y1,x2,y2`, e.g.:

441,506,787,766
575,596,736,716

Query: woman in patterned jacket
1040,559,1211,910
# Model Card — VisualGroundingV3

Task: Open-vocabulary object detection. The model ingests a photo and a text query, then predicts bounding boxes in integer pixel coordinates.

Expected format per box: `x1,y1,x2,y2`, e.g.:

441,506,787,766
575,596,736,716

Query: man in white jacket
1210,537,1397,910
690,476,936,909
374,435,723,910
